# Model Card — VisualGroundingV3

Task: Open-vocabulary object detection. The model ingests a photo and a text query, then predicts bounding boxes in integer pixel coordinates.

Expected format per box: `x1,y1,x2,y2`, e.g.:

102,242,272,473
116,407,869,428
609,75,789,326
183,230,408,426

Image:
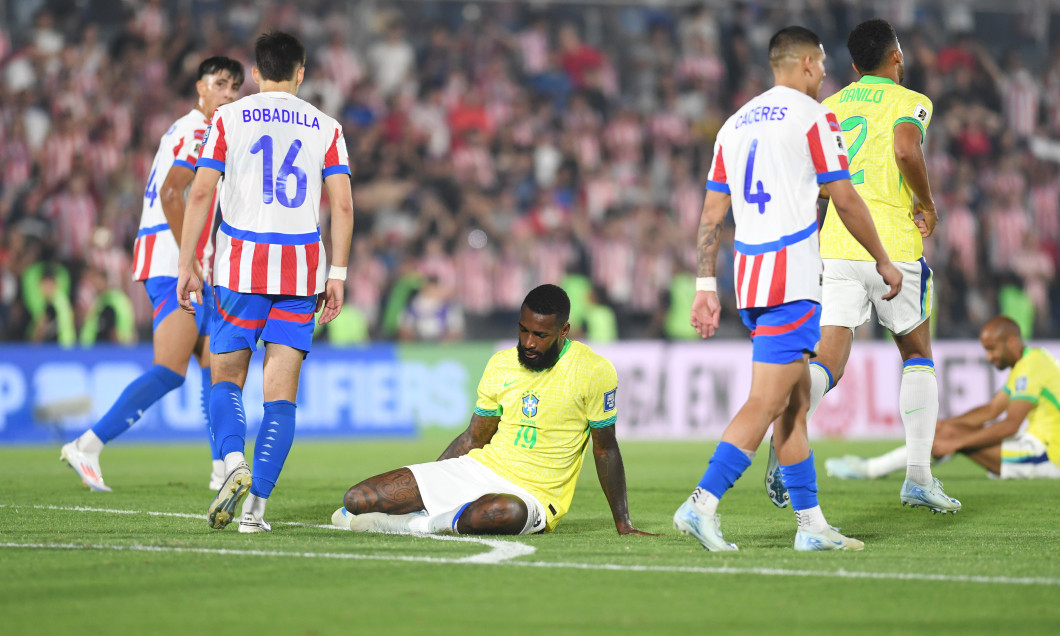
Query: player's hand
316,278,345,325
876,260,903,301
690,290,721,339
914,202,938,238
176,261,203,315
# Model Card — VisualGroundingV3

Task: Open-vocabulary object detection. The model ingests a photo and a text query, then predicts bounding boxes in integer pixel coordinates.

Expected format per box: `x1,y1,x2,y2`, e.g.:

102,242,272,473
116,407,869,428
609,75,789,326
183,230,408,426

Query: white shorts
999,431,1060,479
820,258,932,336
406,456,547,534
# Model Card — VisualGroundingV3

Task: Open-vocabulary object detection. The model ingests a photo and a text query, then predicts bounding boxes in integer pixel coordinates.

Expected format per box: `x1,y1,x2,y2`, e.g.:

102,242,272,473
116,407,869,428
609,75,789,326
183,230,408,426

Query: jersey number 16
250,135,308,208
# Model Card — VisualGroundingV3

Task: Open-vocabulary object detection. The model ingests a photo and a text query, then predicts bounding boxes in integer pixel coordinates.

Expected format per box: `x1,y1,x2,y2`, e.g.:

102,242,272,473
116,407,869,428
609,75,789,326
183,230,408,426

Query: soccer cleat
60,442,112,492
672,500,737,552
900,478,961,514
794,525,865,551
825,455,872,480
207,462,252,529
237,512,271,534
331,507,355,530
764,437,789,508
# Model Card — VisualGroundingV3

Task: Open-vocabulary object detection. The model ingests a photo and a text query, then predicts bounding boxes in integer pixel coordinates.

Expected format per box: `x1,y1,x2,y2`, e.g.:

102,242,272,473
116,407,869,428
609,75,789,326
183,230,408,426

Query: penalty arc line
2,504,1058,586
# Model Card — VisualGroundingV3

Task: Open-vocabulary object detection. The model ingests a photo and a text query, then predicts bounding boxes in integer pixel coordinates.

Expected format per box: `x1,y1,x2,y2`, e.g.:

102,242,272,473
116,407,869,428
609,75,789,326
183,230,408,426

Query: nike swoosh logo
904,407,926,414
503,380,518,387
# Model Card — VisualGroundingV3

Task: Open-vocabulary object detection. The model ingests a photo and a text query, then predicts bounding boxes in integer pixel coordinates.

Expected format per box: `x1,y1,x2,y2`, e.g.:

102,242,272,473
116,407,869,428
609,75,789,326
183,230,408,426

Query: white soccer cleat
60,442,111,492
237,512,271,534
825,455,872,480
331,507,354,530
794,525,865,551
900,478,961,514
764,437,790,508
672,500,737,552
207,462,252,529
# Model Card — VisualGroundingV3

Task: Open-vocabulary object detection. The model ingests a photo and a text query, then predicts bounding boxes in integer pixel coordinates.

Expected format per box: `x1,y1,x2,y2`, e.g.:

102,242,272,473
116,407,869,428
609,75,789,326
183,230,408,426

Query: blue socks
250,400,296,499
697,441,753,499
200,366,220,461
91,365,184,443
779,452,819,511
210,381,248,458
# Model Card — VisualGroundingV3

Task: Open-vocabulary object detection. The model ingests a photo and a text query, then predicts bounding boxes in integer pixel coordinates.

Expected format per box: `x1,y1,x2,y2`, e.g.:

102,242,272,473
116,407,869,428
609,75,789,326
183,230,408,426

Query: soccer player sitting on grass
826,316,1060,482
332,284,652,536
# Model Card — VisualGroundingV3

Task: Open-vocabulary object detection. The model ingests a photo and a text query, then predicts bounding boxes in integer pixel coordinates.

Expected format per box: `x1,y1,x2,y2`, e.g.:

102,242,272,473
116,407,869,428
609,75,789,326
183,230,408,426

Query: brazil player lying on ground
332,284,653,536
827,316,1060,482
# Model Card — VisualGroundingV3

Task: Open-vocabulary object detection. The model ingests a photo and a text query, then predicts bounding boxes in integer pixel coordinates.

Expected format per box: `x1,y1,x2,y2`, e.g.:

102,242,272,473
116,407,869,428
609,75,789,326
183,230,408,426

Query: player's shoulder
485,347,518,373
1026,347,1060,371
565,340,616,375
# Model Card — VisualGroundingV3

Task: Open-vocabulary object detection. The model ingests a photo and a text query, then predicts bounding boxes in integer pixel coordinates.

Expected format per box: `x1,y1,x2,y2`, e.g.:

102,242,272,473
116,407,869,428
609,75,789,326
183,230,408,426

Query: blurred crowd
1,0,1059,346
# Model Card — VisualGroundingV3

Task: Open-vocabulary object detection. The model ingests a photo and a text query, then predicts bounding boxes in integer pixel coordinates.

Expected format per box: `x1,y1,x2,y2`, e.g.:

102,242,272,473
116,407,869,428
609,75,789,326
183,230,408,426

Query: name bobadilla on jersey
241,107,321,129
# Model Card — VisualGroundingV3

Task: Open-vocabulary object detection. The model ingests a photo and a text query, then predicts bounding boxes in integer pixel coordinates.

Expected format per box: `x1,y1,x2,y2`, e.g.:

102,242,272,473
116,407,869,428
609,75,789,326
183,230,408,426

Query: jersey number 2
841,116,867,185
250,135,308,208
743,139,772,214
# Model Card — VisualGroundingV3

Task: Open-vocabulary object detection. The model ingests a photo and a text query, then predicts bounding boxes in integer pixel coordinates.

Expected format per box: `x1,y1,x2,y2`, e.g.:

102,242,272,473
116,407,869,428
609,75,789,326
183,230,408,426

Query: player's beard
517,338,563,371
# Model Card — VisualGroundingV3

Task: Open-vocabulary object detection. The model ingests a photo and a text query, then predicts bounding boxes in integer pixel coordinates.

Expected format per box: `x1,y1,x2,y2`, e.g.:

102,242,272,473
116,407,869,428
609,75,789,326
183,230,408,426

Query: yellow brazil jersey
1004,347,1060,466
468,339,618,531
820,76,932,262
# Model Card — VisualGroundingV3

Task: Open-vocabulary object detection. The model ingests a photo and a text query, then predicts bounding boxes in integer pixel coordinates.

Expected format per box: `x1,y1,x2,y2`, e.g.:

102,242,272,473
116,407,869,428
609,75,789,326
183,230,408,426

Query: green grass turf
2,433,1058,635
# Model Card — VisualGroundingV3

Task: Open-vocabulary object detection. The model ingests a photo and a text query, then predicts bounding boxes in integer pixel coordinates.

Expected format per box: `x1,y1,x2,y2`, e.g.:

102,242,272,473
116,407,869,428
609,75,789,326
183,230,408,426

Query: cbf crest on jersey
521,392,540,418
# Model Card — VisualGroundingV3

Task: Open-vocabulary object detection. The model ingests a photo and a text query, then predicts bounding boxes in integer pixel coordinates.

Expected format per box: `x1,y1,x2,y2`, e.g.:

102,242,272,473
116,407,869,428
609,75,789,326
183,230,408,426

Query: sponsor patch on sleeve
1016,376,1028,392
603,388,617,412
834,132,846,152
913,103,930,123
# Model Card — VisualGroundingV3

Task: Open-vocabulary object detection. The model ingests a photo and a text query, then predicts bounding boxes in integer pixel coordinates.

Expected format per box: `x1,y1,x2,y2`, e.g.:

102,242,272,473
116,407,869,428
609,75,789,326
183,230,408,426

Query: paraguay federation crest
521,392,540,418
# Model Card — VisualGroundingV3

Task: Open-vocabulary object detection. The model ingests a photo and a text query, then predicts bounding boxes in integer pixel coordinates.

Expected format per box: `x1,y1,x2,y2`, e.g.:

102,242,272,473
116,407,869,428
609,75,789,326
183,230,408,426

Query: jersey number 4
743,139,772,214
840,116,867,185
250,135,308,208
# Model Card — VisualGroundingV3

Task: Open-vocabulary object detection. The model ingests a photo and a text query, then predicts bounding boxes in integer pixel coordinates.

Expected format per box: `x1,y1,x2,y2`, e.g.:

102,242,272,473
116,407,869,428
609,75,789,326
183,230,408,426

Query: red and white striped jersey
706,85,850,309
198,91,351,296
132,108,216,282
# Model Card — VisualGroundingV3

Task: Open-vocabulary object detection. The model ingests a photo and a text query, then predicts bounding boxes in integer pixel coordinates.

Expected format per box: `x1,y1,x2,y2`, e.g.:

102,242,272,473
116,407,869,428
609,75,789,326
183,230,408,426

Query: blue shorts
739,300,821,364
144,277,213,335
211,285,317,355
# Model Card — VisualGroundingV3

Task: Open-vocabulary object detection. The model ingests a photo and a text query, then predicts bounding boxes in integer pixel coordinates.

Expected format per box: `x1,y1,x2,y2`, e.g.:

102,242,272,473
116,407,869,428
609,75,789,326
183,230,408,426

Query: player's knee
459,495,527,535
343,484,369,514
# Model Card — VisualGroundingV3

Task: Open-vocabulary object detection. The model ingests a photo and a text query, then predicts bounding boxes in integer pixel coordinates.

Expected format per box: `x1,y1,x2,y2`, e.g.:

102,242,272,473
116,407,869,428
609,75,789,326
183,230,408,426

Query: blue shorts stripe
220,221,321,246
918,257,931,319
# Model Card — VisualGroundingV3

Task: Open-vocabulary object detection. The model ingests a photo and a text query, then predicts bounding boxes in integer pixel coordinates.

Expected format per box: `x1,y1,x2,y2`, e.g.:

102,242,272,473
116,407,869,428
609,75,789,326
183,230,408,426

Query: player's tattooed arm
695,191,731,277
438,414,501,460
590,425,657,536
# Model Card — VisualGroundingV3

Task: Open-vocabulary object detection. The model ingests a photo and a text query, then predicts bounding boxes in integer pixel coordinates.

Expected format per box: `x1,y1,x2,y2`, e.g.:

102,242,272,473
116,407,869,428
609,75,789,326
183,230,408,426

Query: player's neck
258,80,300,95
863,68,899,84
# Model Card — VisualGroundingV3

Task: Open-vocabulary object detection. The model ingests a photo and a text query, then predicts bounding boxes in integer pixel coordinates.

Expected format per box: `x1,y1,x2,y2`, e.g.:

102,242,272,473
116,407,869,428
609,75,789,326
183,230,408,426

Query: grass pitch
2,433,1058,635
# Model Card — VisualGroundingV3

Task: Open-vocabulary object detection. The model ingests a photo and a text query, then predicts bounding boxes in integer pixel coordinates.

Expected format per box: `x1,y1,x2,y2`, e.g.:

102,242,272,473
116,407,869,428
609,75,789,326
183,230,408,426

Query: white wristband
328,265,348,281
695,277,717,292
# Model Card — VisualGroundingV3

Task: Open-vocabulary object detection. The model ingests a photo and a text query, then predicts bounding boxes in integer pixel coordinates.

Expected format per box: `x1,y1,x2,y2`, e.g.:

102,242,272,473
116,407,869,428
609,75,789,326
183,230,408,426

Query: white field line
2,504,1058,586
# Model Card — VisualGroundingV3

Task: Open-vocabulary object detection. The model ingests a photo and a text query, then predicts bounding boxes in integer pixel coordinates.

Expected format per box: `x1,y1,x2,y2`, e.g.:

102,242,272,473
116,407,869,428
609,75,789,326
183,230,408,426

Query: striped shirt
198,92,351,296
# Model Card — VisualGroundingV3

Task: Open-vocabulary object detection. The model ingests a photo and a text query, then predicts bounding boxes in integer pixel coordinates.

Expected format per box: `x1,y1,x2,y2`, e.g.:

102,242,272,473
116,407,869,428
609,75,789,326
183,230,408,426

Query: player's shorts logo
521,393,540,418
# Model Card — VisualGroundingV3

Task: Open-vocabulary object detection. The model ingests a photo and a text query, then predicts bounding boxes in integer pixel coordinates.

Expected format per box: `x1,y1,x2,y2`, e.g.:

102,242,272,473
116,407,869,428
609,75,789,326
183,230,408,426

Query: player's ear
251,66,262,86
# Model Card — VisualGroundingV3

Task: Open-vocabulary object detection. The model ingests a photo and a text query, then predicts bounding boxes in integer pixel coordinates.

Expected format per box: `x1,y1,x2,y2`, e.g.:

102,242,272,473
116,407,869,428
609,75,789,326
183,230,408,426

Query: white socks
690,487,719,517
900,367,939,484
223,451,246,475
76,430,105,455
794,505,828,532
806,363,831,422
242,493,267,519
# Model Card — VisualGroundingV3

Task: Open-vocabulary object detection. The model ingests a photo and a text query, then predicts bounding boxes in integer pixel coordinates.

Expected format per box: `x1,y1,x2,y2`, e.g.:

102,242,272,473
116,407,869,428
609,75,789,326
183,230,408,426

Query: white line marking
3,504,1057,586
0,504,534,564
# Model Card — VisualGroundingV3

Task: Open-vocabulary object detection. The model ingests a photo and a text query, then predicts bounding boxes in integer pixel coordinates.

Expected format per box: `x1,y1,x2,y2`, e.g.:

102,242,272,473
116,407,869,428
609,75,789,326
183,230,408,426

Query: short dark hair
768,26,822,66
847,19,897,74
522,284,571,325
254,31,306,82
197,56,245,85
